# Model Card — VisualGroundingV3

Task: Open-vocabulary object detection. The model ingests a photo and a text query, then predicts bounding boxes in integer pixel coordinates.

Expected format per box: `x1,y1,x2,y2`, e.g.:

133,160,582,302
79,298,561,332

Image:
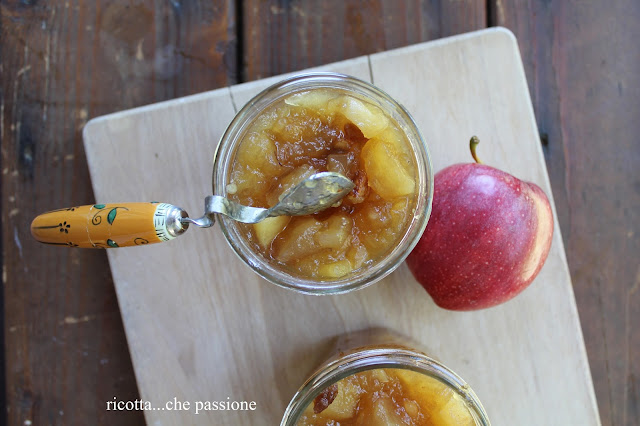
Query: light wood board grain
83,28,600,425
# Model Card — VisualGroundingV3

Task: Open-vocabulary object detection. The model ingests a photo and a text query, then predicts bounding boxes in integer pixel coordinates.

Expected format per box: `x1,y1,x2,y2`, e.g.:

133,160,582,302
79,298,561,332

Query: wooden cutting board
84,28,600,425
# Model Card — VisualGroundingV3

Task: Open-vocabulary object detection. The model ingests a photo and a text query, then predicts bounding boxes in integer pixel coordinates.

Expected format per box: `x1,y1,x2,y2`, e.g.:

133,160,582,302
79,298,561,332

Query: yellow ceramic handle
30,202,186,248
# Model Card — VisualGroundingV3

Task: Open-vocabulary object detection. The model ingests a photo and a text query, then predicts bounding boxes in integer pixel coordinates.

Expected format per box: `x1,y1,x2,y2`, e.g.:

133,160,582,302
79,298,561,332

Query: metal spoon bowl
182,172,355,227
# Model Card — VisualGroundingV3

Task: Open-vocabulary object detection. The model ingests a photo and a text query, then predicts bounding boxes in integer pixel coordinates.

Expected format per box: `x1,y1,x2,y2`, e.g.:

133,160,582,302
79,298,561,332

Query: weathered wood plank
493,1,640,425
1,1,237,425
242,0,486,80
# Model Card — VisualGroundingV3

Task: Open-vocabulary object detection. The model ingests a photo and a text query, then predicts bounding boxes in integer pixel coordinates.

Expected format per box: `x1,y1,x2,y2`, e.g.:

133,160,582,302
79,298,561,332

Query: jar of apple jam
213,73,433,294
280,330,490,426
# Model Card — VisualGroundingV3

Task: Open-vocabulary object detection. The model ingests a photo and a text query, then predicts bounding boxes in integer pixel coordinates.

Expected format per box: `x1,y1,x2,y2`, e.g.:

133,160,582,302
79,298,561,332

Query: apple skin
406,163,554,311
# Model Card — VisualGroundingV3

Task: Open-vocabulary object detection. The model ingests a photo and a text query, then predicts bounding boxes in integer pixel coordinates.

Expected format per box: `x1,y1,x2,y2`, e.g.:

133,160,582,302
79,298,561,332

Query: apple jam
226,88,418,280
295,368,475,426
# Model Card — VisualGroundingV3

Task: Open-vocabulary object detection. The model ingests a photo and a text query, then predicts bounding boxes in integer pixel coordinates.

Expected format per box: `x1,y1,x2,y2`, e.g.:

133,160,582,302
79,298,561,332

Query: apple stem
470,136,483,164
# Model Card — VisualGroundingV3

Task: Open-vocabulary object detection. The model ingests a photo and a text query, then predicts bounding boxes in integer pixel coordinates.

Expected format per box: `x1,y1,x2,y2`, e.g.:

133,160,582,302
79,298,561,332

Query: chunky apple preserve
295,368,475,426
227,88,418,280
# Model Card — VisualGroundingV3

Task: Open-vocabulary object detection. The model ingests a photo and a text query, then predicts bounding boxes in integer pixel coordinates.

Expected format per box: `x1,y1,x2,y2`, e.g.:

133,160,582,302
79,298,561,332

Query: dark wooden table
2,1,638,425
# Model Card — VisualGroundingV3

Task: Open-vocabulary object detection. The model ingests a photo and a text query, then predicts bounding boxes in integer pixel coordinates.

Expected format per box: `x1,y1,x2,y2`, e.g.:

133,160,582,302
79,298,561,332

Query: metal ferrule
164,204,190,237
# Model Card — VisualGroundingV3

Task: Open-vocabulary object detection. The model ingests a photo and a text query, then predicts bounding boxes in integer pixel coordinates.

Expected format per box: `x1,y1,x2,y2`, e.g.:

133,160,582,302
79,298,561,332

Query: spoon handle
30,202,188,248
203,195,269,224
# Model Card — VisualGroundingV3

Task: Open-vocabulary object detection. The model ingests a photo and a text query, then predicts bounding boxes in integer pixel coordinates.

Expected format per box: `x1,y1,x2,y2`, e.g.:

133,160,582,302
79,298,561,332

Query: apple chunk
228,166,267,196
318,259,352,278
317,378,361,420
276,218,323,262
327,95,389,138
362,137,415,199
431,396,475,426
355,397,407,426
395,369,454,414
285,90,334,110
253,216,290,248
235,131,282,175
314,215,352,250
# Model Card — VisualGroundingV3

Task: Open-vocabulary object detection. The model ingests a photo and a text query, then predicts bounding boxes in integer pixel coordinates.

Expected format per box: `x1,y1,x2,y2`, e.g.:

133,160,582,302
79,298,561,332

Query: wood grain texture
493,1,640,425
242,0,486,80
83,29,598,425
4,0,636,425
0,1,236,425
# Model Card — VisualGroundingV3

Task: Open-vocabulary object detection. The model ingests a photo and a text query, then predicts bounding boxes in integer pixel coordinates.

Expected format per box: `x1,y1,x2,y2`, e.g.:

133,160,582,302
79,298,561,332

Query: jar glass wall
280,329,490,425
213,73,433,294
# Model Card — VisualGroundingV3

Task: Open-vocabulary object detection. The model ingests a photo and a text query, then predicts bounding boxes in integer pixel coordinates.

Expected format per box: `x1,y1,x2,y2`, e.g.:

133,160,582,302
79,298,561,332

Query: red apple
407,137,554,310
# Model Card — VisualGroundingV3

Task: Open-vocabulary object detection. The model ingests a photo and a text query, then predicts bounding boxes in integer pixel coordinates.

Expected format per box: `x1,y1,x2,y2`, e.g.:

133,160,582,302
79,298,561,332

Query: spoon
182,172,355,227
30,172,355,248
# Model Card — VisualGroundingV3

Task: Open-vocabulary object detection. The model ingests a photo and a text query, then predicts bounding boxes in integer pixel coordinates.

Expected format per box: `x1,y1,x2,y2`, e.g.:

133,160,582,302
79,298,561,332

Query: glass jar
213,73,433,294
280,329,490,425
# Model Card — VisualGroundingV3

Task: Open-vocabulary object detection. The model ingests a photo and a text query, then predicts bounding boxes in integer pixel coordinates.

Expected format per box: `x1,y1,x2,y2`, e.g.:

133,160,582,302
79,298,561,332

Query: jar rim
212,72,433,294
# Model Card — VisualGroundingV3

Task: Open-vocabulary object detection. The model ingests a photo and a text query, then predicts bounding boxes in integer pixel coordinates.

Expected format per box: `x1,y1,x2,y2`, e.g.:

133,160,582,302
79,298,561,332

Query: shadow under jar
281,329,490,425
213,73,433,294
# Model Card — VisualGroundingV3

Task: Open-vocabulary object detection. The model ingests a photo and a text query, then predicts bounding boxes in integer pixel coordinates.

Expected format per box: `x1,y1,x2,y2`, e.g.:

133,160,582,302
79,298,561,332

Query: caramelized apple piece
404,399,420,418
327,153,352,176
295,250,340,277
346,241,369,269
389,198,411,233
431,396,475,426
285,90,335,110
229,167,267,200
371,368,390,383
362,137,415,199
277,218,323,262
327,95,389,138
317,377,361,420
355,397,408,426
375,126,413,162
235,131,282,176
359,199,392,230
314,215,352,250
318,259,352,278
253,216,290,248
250,105,286,133
395,369,454,415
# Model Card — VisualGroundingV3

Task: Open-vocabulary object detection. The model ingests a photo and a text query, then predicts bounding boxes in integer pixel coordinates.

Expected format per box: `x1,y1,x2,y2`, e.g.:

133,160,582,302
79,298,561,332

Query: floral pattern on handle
31,202,174,248
91,205,130,226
